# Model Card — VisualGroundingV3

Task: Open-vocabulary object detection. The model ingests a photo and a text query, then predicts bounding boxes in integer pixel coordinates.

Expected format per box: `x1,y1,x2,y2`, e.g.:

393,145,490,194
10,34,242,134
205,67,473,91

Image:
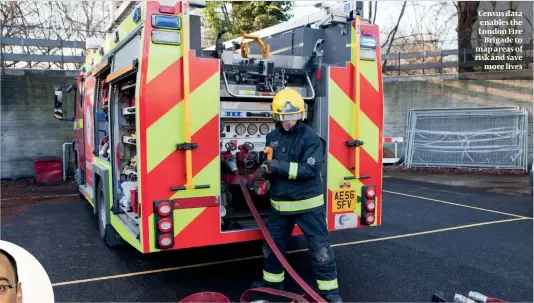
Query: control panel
220,120,276,153
220,101,276,154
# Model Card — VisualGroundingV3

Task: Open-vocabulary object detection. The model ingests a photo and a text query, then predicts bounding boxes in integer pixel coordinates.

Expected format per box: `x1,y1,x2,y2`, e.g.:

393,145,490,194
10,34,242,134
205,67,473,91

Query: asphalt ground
1,177,532,302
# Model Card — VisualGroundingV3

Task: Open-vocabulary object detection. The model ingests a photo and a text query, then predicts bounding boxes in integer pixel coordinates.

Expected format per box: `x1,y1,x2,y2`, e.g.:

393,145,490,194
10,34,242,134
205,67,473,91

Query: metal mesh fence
404,107,529,170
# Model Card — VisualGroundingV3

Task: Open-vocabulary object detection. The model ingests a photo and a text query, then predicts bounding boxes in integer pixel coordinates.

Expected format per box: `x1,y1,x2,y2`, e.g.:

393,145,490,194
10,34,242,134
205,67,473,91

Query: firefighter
226,88,343,303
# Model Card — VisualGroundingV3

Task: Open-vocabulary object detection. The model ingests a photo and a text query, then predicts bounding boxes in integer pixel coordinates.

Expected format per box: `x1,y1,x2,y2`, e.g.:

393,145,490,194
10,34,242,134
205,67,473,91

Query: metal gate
404,107,529,170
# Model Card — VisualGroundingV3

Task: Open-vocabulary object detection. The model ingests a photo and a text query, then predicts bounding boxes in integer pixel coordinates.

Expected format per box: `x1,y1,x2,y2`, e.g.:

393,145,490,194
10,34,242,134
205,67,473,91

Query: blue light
361,36,377,49
152,15,181,30
132,6,141,23
225,111,242,117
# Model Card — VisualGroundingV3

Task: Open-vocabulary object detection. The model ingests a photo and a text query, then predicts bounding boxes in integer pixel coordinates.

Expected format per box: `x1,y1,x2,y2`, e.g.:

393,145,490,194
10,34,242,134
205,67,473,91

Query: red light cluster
154,201,174,249
362,186,376,225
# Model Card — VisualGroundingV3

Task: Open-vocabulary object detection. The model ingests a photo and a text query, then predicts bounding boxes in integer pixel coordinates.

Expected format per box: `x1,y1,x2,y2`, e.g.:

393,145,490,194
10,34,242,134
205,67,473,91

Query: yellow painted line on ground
51,217,528,287
383,190,532,219
1,194,79,201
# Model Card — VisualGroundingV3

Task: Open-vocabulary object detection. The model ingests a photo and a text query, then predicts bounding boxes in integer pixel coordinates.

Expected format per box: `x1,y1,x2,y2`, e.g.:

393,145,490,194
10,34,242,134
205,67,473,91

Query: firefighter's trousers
262,207,339,295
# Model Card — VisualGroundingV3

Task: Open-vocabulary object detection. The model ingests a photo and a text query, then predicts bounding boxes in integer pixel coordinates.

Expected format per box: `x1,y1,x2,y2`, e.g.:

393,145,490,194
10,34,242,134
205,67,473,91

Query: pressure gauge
235,124,246,135
247,123,258,135
259,123,270,135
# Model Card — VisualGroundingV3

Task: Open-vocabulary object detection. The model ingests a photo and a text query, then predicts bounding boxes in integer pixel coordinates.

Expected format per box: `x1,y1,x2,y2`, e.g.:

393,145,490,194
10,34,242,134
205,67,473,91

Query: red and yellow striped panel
327,22,384,228
137,1,221,252
83,75,96,189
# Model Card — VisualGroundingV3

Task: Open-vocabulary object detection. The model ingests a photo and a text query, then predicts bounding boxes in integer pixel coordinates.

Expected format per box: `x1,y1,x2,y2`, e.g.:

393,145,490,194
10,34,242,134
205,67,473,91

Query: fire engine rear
52,0,384,253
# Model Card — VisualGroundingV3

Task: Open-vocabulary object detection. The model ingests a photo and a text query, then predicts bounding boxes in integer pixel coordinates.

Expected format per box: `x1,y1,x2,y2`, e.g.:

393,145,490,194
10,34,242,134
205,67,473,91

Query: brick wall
383,71,533,166
1,69,79,179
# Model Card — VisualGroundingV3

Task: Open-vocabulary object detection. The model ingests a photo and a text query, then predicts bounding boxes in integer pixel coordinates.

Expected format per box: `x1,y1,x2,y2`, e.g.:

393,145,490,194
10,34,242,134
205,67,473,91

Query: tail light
365,213,375,225
361,185,376,226
158,234,174,249
365,200,375,212
365,187,376,199
154,200,174,249
157,201,172,216
158,218,173,233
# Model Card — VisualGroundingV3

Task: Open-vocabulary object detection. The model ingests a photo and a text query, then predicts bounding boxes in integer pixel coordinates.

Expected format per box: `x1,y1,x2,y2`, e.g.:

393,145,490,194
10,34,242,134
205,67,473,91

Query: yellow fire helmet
271,88,305,121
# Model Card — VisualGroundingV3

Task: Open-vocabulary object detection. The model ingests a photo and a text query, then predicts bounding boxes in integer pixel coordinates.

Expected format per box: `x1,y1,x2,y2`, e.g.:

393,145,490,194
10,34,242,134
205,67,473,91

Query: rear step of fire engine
116,205,140,239
180,169,326,303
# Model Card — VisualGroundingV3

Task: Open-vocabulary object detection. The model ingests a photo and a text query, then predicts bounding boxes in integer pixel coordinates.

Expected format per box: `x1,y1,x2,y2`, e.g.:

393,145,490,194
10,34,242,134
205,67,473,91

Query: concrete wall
383,71,533,165
1,68,532,179
1,69,79,179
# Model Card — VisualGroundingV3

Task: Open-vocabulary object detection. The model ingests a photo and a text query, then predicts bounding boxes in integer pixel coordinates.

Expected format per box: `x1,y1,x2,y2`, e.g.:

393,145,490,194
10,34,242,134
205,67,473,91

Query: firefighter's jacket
265,122,326,215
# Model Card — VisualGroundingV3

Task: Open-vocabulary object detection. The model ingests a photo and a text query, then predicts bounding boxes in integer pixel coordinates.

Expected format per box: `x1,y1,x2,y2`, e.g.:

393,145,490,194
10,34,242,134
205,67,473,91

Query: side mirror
53,87,64,120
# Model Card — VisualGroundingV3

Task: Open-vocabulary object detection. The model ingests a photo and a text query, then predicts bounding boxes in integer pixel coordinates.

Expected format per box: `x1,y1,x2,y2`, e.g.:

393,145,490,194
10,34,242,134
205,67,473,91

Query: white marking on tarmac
383,190,532,219
1,194,79,201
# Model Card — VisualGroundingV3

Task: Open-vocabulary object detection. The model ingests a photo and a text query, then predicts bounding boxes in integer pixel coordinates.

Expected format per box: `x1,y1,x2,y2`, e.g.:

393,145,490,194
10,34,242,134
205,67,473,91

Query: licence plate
332,189,356,213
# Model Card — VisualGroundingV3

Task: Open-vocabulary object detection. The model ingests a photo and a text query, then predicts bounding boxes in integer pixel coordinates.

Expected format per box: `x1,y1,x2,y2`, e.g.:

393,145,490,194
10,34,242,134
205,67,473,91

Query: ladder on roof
107,1,140,33
203,1,365,51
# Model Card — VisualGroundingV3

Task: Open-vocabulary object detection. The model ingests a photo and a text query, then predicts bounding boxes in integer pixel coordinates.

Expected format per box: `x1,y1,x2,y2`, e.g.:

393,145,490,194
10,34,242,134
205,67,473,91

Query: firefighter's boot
324,294,343,303
250,280,284,290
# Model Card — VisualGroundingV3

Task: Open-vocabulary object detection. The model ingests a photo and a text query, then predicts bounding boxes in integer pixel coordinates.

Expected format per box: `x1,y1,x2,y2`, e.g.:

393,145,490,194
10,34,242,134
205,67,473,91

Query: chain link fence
404,107,529,170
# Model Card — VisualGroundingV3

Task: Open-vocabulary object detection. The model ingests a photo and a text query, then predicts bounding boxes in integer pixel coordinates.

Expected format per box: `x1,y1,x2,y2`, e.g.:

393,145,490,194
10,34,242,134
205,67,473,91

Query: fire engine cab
52,0,385,253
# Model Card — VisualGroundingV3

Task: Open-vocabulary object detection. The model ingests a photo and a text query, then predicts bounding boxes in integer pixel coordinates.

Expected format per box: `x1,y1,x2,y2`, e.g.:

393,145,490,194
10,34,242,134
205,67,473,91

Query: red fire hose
234,170,326,303
180,170,326,303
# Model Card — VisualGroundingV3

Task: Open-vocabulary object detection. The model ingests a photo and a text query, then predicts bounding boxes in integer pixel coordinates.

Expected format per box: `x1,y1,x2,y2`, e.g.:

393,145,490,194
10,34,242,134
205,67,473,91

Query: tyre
97,180,125,247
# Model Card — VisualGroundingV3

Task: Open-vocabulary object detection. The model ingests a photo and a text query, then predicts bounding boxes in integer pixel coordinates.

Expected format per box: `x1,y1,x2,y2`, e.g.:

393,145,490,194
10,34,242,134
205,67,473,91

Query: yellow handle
354,14,361,179
182,1,193,188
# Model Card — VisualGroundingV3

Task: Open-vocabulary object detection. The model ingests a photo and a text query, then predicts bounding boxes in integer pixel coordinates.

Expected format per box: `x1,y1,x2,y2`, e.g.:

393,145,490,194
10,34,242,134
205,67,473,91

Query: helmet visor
273,113,302,121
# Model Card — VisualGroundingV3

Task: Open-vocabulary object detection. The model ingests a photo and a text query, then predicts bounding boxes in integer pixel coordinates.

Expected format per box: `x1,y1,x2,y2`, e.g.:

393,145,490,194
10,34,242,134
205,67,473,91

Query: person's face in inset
0,254,22,303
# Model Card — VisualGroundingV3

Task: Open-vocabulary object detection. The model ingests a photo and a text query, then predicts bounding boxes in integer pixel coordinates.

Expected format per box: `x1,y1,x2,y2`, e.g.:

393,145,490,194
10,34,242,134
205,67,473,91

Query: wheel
97,180,125,247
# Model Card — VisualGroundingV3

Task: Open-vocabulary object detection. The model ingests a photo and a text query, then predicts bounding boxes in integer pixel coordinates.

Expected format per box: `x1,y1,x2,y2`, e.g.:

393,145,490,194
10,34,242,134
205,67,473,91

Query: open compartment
219,109,276,232
109,71,140,235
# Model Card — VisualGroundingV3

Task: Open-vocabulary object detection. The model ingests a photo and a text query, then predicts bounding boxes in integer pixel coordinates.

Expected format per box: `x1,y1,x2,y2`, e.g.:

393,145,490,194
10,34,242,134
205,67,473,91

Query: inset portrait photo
0,240,54,303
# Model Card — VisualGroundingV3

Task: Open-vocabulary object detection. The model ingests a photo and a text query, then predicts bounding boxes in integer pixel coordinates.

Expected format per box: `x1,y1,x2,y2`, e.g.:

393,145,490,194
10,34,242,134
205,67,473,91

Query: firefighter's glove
260,163,268,177
225,155,238,172
265,160,281,175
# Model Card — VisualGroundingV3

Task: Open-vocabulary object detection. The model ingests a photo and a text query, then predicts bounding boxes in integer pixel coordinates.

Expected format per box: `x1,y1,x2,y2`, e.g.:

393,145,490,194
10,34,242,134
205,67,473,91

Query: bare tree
1,0,110,69
381,1,408,72
456,1,480,72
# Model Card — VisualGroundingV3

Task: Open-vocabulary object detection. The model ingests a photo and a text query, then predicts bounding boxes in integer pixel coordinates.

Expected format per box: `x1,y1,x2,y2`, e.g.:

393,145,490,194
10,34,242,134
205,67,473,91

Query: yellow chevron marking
327,154,363,215
173,208,206,236
118,13,138,45
147,102,185,173
328,78,355,138
327,154,363,191
111,214,143,251
190,73,219,135
350,24,379,93
104,4,143,55
360,110,379,163
147,37,183,83
148,213,161,253
170,157,220,199
360,60,379,92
